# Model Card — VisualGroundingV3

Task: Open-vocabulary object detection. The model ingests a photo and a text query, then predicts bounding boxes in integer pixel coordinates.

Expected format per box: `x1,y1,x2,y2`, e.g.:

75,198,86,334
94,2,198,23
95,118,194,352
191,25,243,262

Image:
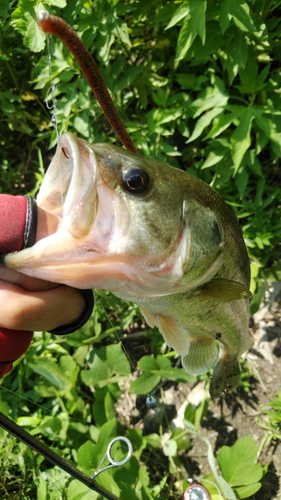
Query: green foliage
184,422,266,499
217,436,264,498
129,354,195,395
0,0,279,498
258,390,281,448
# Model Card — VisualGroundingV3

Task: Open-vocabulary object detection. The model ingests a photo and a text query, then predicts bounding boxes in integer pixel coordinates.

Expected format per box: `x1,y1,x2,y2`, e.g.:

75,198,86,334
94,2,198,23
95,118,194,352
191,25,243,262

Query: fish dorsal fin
140,307,190,356
193,278,252,302
182,339,219,375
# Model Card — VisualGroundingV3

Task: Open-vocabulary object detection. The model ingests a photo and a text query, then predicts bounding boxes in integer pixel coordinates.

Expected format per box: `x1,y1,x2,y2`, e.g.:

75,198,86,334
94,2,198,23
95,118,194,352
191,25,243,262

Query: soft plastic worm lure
37,10,138,154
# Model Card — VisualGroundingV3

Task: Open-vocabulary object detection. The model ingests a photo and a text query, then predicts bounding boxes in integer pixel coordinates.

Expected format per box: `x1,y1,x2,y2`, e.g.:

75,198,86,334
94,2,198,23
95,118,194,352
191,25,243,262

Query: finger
0,281,85,331
0,267,58,291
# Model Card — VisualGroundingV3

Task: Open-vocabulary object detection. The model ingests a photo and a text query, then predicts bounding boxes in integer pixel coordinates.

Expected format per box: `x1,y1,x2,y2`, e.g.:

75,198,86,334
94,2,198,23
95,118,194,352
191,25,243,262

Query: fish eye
122,168,150,194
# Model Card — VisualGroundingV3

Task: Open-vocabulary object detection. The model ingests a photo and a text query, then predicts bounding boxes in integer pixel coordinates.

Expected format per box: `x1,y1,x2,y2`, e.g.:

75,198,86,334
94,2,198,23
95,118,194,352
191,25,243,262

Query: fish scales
3,133,253,397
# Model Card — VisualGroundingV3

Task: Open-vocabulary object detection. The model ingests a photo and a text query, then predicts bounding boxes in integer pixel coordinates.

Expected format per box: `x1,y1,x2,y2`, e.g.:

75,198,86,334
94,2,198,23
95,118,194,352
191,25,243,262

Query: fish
3,132,253,397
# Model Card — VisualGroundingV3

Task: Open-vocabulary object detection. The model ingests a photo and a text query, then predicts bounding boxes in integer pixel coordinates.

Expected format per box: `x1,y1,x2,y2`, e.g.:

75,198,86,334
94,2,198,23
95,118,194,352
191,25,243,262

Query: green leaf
29,358,70,390
96,471,120,498
59,354,79,386
187,107,223,143
67,479,99,500
17,416,41,427
37,473,47,500
77,441,97,470
80,361,112,387
191,78,228,117
73,113,91,139
235,165,249,198
221,29,249,83
165,2,191,29
129,372,161,395
46,0,67,7
114,65,144,93
95,418,118,460
151,369,194,383
238,48,259,93
174,0,206,63
155,355,172,370
104,390,116,421
234,482,262,499
221,0,257,32
219,3,231,33
32,416,62,437
207,106,241,139
164,439,177,457
113,17,131,47
217,436,264,487
11,1,46,52
230,108,254,174
139,356,159,371
105,343,131,375
145,433,161,448
0,0,9,18
252,108,281,156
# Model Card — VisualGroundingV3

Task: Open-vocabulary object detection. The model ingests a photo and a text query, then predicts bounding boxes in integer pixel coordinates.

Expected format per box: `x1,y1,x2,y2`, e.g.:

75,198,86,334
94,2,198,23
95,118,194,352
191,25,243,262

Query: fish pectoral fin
181,339,219,376
140,307,190,356
193,278,252,302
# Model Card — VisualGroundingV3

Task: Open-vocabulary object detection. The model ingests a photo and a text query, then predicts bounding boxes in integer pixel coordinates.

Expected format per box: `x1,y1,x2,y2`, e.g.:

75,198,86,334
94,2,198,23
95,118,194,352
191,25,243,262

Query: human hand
0,204,86,331
0,276,85,332
0,197,93,377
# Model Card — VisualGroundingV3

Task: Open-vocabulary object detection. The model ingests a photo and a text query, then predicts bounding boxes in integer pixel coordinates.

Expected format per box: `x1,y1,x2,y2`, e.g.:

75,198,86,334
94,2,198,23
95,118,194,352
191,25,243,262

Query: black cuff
48,289,94,335
23,196,38,249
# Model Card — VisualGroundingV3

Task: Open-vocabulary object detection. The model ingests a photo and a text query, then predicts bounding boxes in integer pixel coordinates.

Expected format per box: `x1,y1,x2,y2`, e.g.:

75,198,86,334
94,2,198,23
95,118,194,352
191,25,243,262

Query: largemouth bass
3,132,253,397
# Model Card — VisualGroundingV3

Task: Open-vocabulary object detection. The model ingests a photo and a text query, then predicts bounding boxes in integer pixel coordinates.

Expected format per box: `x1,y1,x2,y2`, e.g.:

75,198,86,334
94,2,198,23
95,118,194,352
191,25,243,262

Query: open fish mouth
4,132,224,296
36,133,99,237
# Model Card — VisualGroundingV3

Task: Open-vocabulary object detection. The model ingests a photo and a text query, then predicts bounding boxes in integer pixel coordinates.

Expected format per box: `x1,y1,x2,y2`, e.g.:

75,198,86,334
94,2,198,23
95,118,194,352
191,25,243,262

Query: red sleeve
0,195,35,377
0,195,37,252
0,329,33,376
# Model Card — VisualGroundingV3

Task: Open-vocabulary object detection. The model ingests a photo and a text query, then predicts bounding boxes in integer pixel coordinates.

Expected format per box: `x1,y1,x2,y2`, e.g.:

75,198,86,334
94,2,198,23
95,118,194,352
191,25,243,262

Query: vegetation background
0,0,281,499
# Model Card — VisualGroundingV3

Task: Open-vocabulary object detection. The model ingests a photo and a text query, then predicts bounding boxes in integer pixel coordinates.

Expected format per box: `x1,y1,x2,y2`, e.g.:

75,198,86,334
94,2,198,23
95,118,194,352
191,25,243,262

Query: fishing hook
0,411,132,500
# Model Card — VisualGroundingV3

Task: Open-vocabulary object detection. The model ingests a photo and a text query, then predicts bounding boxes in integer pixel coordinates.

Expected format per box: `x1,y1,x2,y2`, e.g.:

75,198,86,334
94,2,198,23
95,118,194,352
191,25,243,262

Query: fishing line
95,293,159,409
0,385,54,414
45,30,66,217
46,33,60,140
95,293,139,374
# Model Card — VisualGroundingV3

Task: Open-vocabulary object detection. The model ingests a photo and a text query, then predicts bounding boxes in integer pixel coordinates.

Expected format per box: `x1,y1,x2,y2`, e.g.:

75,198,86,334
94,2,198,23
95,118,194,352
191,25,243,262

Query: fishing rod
0,410,132,500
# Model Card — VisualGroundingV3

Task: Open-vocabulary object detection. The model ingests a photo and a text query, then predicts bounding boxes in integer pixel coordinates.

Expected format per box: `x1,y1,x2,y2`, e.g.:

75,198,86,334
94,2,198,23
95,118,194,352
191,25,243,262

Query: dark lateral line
37,10,138,155
0,411,120,500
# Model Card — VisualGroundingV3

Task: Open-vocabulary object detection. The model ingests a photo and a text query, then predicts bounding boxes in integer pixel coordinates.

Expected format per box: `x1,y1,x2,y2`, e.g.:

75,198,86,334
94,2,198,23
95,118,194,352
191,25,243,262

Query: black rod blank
0,411,120,500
